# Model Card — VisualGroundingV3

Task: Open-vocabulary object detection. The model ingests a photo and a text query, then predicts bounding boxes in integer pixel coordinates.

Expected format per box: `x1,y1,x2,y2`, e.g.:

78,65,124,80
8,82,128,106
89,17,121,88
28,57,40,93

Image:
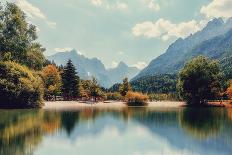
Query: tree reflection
61,112,80,135
179,108,222,140
0,107,231,155
0,110,61,155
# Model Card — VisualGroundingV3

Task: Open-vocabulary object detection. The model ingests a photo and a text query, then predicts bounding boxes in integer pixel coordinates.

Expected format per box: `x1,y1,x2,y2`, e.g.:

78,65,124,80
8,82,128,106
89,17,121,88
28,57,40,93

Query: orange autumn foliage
41,64,61,96
125,91,149,106
226,81,232,99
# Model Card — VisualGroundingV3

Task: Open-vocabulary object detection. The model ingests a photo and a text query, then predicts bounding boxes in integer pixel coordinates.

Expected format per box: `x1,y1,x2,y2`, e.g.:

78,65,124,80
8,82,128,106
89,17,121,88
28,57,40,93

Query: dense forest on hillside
130,74,177,93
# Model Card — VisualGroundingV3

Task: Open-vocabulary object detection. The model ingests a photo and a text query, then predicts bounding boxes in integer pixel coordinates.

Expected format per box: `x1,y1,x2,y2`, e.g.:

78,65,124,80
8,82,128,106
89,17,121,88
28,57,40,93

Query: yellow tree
226,81,232,99
41,64,62,100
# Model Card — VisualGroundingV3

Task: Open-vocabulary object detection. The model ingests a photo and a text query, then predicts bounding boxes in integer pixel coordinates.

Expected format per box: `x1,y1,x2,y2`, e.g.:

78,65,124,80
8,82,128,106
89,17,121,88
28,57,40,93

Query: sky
3,0,232,69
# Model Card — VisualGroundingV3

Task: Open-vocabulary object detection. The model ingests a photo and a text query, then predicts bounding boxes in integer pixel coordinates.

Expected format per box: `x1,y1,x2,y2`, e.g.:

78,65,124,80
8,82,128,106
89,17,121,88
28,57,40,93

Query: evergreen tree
61,60,80,100
119,78,132,96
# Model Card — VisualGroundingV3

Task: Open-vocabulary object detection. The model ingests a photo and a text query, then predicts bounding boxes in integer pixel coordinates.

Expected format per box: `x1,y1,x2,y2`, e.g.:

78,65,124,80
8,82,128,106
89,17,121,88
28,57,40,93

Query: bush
106,92,122,100
0,61,44,108
125,91,149,106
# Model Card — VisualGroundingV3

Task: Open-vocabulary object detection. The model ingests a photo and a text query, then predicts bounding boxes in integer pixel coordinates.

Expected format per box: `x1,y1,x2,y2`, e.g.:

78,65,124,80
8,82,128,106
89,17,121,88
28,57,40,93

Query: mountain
133,18,232,80
47,50,140,88
107,61,139,85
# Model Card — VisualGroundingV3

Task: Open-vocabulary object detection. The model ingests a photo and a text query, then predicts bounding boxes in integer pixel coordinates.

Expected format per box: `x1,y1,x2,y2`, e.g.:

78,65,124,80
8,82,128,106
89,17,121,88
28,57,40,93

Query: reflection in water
0,107,232,155
179,108,222,140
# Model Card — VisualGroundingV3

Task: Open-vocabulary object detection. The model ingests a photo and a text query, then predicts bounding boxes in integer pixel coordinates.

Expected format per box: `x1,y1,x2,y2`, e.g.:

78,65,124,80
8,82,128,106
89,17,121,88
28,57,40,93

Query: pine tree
119,77,132,96
61,60,80,100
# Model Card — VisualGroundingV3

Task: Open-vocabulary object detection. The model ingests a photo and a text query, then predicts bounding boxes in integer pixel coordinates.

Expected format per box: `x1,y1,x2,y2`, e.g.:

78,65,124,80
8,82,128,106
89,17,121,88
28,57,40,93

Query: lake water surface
0,107,232,155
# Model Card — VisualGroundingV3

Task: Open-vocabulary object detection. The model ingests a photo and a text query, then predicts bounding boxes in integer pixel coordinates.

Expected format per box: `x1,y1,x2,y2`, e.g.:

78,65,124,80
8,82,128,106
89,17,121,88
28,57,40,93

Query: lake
0,107,232,155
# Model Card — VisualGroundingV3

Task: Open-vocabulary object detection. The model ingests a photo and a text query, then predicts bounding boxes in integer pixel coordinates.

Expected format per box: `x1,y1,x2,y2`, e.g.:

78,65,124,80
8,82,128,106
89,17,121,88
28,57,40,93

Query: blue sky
4,0,232,69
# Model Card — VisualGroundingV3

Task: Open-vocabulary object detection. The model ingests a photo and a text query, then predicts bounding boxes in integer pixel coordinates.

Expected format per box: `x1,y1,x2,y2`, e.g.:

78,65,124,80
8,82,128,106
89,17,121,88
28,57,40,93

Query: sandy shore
43,101,186,110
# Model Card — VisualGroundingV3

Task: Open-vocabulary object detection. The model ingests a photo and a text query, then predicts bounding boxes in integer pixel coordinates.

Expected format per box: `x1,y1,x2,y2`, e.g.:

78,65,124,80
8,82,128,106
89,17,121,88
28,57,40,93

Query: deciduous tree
41,64,61,100
226,81,232,99
0,3,45,70
177,56,222,104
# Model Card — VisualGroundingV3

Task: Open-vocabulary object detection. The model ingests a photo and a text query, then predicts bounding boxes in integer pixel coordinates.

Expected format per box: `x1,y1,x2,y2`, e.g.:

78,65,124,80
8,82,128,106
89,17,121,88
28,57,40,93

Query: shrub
106,92,122,100
125,91,149,106
0,61,44,108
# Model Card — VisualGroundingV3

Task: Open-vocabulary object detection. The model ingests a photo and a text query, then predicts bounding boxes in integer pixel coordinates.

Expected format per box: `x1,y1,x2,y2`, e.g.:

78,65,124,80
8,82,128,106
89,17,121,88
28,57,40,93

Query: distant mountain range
133,17,232,81
47,50,140,88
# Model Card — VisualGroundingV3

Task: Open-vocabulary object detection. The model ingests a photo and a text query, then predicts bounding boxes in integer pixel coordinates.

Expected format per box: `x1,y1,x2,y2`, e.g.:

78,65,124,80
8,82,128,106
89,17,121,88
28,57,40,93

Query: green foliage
148,93,180,101
119,78,132,96
125,91,149,106
106,92,122,100
61,60,80,100
131,74,177,93
177,56,222,104
0,61,44,108
0,2,45,70
108,83,121,92
89,77,105,101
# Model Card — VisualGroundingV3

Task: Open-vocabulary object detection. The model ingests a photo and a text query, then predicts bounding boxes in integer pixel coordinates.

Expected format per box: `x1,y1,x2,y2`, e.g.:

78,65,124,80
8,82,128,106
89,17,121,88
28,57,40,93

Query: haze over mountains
48,17,232,88
133,17,232,80
47,50,140,88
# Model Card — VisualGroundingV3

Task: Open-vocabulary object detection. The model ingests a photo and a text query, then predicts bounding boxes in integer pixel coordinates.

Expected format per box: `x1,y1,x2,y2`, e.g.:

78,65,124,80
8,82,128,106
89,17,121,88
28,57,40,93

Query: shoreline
43,101,186,110
43,100,232,110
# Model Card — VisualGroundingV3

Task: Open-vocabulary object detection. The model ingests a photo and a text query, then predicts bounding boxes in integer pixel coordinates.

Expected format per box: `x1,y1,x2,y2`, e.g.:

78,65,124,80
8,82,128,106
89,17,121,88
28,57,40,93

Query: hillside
134,18,232,80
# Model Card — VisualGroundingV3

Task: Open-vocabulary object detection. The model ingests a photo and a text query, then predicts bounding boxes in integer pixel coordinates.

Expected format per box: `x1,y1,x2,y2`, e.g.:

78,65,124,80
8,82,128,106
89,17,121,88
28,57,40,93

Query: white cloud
47,21,57,29
111,61,118,68
117,51,124,55
116,2,128,10
15,0,57,29
133,62,147,69
91,0,128,11
15,0,46,19
54,47,73,52
148,0,160,11
132,18,204,40
91,0,102,6
200,0,232,19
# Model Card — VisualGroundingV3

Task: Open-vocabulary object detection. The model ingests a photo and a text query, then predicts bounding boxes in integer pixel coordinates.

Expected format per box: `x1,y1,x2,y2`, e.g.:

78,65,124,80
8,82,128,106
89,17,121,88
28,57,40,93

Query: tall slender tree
119,77,132,96
90,77,102,102
61,60,80,100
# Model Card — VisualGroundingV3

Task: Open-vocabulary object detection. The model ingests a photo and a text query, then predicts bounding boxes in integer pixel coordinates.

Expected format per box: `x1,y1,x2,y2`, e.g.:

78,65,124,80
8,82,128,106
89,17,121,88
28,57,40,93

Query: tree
0,2,45,70
41,64,61,100
226,80,232,99
89,77,104,102
0,61,44,108
119,78,132,96
177,56,222,105
61,60,80,100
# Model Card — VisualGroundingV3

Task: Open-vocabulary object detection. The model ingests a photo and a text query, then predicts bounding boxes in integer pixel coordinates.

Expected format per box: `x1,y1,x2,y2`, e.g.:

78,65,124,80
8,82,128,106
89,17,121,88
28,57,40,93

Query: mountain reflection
0,107,232,155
